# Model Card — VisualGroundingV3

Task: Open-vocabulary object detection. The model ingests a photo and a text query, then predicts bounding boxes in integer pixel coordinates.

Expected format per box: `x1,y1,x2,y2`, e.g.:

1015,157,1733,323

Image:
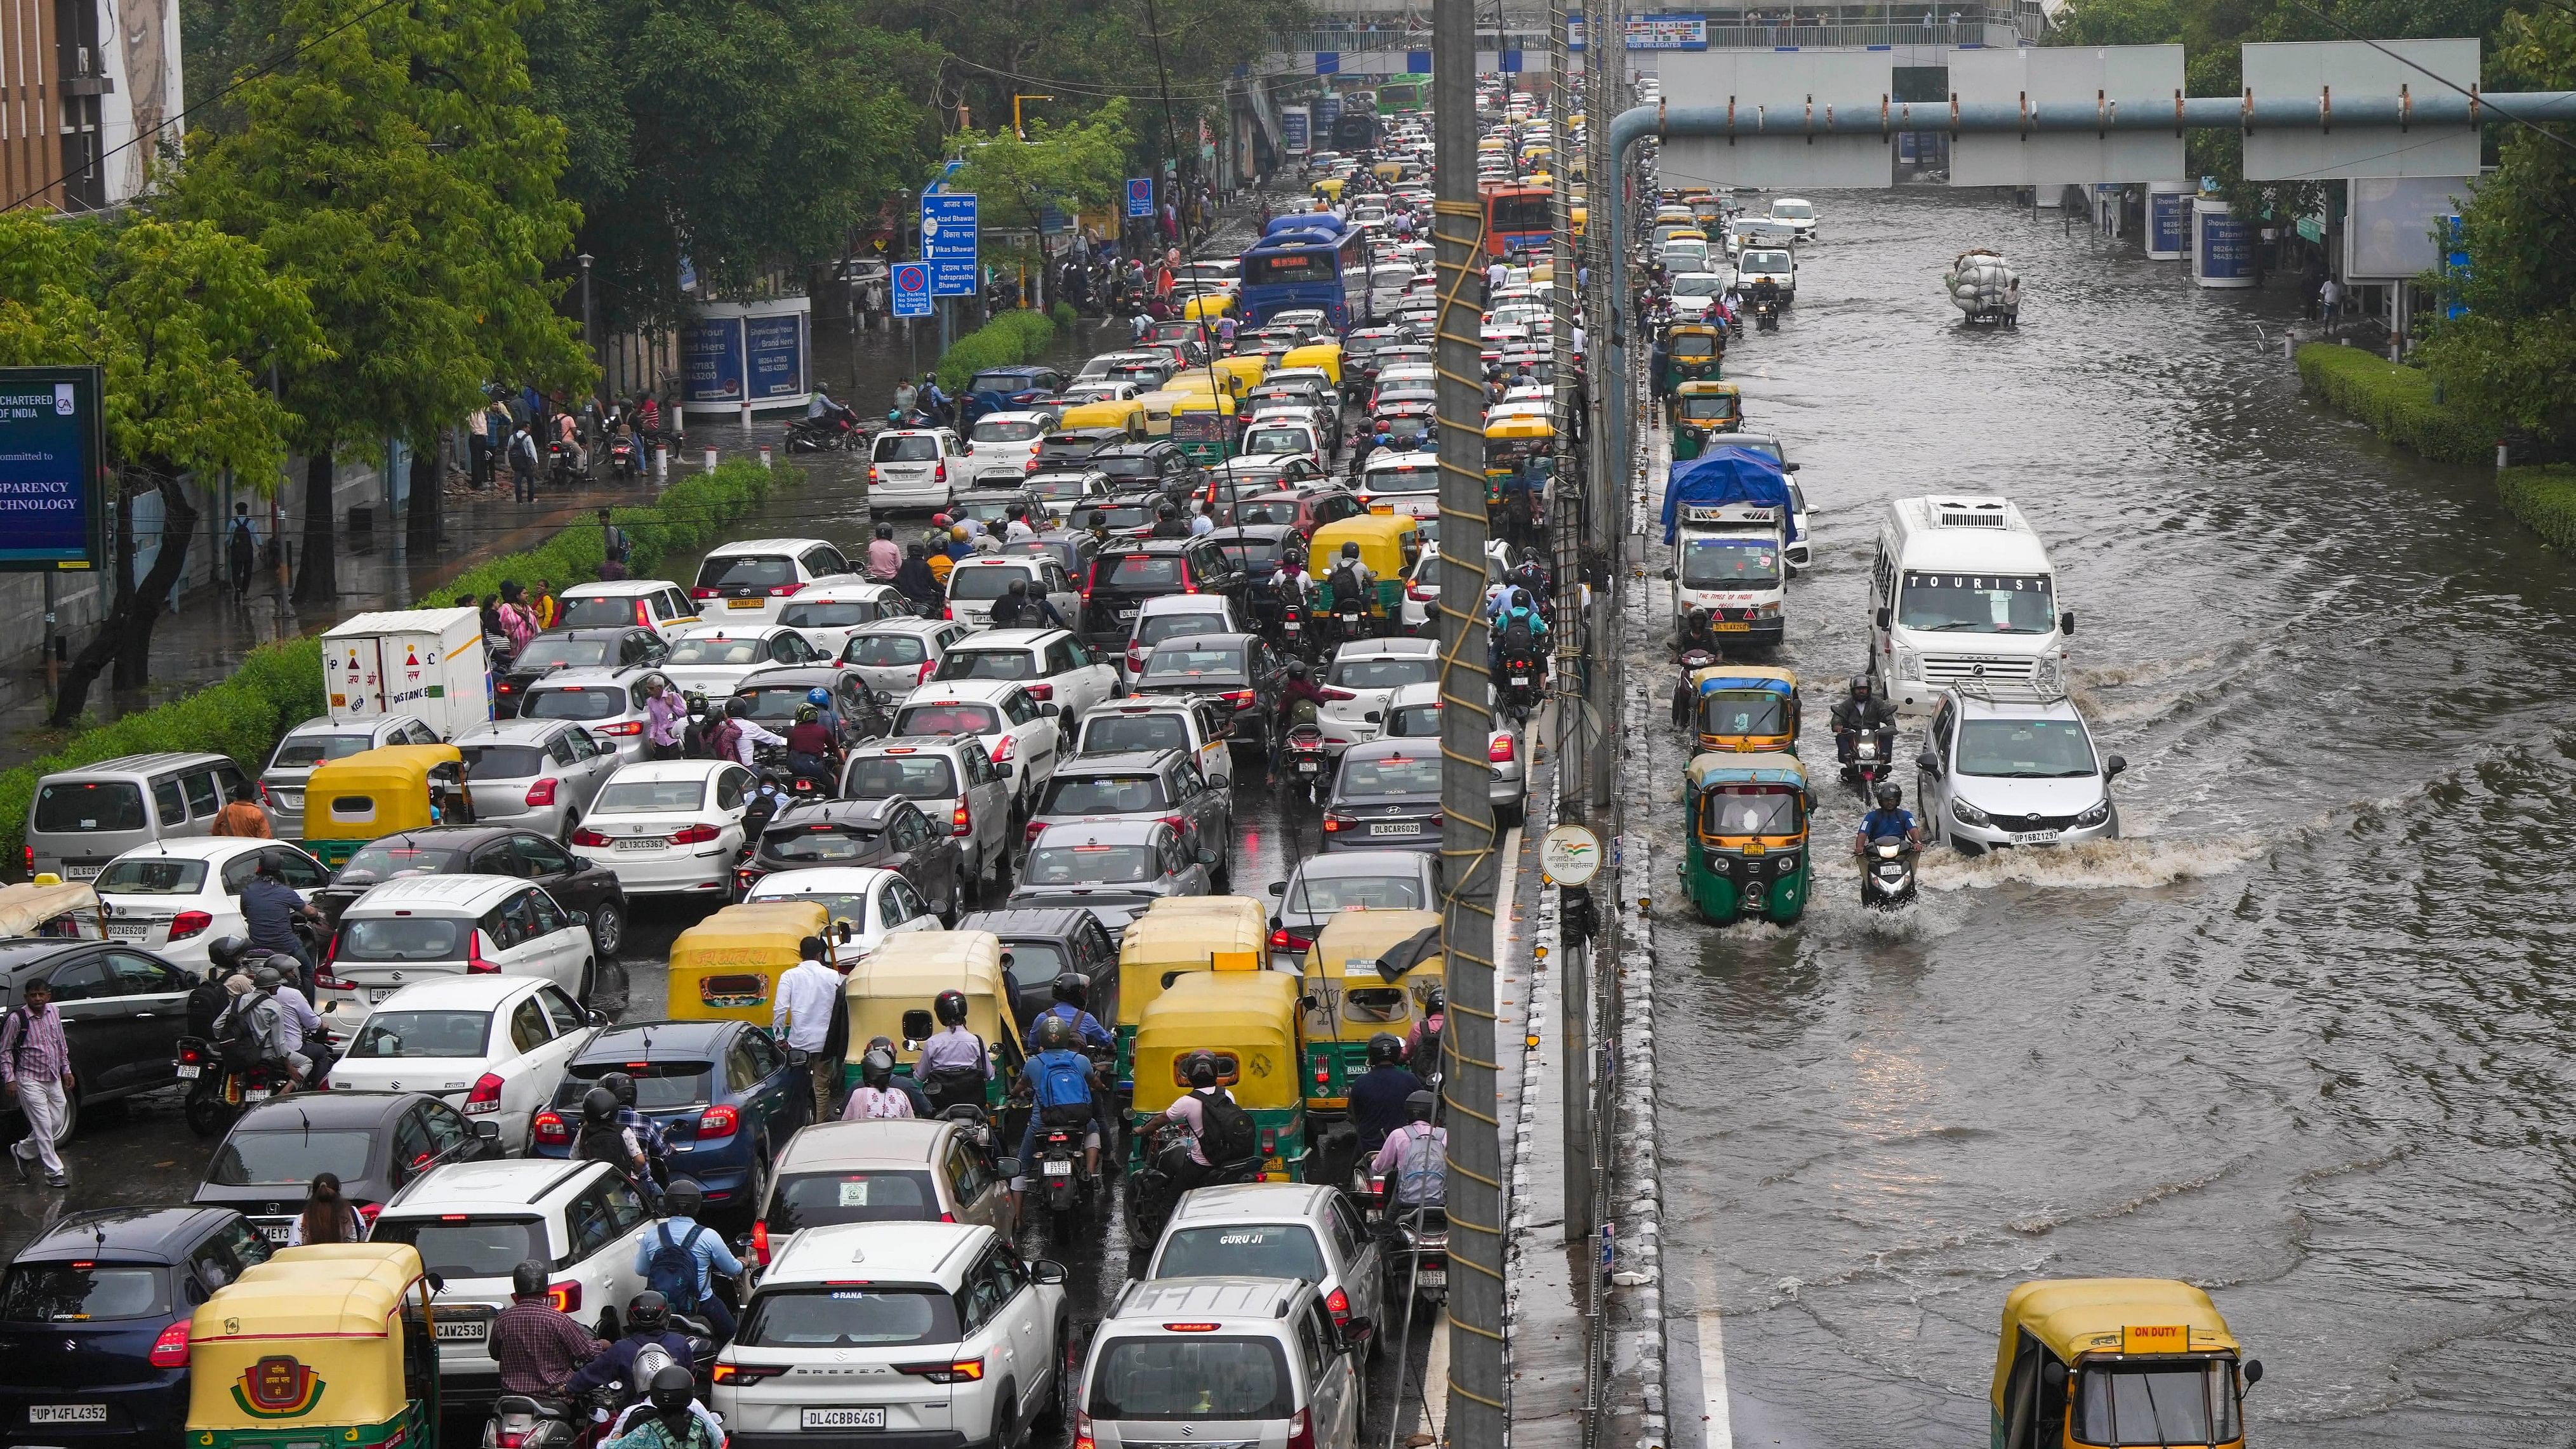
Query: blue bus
1237,215,1369,333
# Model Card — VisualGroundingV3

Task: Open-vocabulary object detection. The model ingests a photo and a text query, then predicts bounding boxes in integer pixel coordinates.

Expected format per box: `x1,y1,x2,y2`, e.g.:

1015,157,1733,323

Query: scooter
606,435,640,481
1496,647,1544,722
1124,1118,1261,1248
1383,1203,1451,1310
1859,836,1918,910
547,440,583,488
1280,723,1332,806
1842,730,1893,793
1753,298,1779,331
175,1038,293,1138
1030,1109,1098,1236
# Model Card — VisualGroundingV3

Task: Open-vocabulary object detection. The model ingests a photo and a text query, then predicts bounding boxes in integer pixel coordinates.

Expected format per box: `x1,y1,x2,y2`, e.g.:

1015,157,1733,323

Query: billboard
2241,41,2482,181
1282,105,1311,155
922,193,979,296
681,317,745,404
0,366,107,572
1948,46,2186,187
745,313,806,402
2345,175,2474,281
1570,14,1709,50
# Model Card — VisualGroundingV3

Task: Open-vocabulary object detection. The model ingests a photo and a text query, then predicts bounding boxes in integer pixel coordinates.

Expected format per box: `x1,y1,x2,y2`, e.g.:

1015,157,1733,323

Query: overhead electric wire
2282,0,2576,157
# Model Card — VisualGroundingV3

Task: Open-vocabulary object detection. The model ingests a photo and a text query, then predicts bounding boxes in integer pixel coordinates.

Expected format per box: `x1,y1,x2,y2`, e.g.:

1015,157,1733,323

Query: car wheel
48,1085,79,1145
988,1382,1023,1449
946,871,969,925
1035,1322,1077,1432
1952,837,1986,858
740,1136,773,1223
576,958,597,1005
589,899,627,956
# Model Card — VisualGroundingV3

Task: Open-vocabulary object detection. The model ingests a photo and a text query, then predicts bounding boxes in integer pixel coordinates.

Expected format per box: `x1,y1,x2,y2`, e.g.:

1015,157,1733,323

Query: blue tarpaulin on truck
1661,446,1800,545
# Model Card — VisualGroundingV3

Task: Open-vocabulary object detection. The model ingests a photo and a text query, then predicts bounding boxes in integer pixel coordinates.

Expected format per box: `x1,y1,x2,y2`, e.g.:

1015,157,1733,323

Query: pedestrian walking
211,798,274,838
508,425,540,503
3,977,74,1187
225,502,259,604
2320,275,2342,334
598,507,631,581
467,403,493,489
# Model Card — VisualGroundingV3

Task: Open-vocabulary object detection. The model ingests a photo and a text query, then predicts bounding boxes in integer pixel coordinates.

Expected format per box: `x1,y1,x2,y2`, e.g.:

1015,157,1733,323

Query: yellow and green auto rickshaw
1058,397,1150,441
1483,414,1556,529
1298,908,1444,1111
1686,664,1800,755
294,744,473,869
1309,514,1423,633
842,929,1026,1111
1180,291,1236,322
1169,391,1242,468
1670,380,1744,459
1991,1279,2259,1449
1112,896,1268,1095
1279,341,1344,390
1208,352,1268,397
665,899,835,1024
185,1243,438,1449
1678,751,1812,926
1125,967,1312,1207
1661,323,1725,395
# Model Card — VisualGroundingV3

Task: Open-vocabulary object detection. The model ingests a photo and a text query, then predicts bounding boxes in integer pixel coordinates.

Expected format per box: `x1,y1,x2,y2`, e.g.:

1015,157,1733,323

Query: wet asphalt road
1637,189,2576,1447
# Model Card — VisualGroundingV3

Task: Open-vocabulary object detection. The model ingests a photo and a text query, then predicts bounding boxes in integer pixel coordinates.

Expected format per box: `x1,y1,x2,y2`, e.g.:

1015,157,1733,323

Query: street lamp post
578,253,598,399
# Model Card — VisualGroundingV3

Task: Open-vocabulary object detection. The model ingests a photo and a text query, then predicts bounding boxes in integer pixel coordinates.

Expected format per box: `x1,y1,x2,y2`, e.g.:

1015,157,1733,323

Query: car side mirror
1661,566,1676,581
2241,1359,2262,1387
1267,880,1286,897
995,762,1014,779
568,910,592,928
1916,749,1941,774
2057,609,2075,637
588,1009,609,1028
1031,1259,1069,1285
1782,461,1801,473
1874,606,1891,631
1339,1316,1375,1354
2104,754,2127,777
425,1271,448,1294
472,1119,501,1141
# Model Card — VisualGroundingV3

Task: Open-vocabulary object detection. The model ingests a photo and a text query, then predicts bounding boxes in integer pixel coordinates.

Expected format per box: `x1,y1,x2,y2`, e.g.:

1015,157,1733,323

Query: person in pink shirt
865,523,903,581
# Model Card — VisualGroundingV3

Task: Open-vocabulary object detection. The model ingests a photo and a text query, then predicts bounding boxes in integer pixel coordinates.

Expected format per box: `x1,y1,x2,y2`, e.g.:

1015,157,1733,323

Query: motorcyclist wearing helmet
1325,541,1378,638
262,955,329,1083
1156,1049,1239,1191
1829,674,1899,773
599,1070,670,1182
1148,501,1191,539
1671,649,1718,729
1348,1031,1426,1156
738,769,788,852
719,693,787,768
1026,972,1112,1052
212,963,302,1088
599,1361,724,1449
1268,657,1357,784
1086,509,1113,546
841,1045,917,1120
1371,1088,1447,1228
785,703,840,784
915,988,992,1115
190,936,254,1035
1856,780,1922,857
1406,985,1445,1068
988,578,1067,632
575,1087,657,1201
630,1179,742,1339
492,1259,606,1401
1013,1013,1103,1209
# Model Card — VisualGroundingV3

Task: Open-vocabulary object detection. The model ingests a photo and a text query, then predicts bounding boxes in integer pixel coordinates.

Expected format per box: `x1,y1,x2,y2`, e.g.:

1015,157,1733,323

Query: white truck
321,608,492,739
1670,501,1789,651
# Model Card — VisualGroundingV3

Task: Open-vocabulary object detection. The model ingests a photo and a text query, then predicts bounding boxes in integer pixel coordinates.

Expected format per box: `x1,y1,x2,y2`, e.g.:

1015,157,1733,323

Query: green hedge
1,459,782,877
2295,343,2499,466
1049,301,1079,332
2497,465,2576,553
933,309,1059,394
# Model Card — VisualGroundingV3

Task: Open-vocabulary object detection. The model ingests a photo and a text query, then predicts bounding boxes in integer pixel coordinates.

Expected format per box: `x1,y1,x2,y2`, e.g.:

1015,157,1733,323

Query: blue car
530,1019,809,1216
962,364,1068,425
0,1207,274,1443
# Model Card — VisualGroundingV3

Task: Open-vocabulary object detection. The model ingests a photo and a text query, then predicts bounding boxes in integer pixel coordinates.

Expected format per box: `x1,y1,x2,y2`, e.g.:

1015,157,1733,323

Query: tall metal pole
1544,0,1592,1254
1431,0,1504,1442
578,254,598,402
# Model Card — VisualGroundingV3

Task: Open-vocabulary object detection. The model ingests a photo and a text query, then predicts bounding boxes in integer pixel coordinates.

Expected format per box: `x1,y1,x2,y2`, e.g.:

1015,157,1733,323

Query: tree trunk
406,440,441,551
291,450,336,604
50,472,200,726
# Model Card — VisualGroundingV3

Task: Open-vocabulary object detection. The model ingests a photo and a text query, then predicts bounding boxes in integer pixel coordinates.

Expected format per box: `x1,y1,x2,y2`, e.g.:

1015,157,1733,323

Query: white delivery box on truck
321,609,491,739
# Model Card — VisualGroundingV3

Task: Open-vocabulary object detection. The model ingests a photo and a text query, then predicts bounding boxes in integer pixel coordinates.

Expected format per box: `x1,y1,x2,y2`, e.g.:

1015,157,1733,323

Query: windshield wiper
1913,621,1994,632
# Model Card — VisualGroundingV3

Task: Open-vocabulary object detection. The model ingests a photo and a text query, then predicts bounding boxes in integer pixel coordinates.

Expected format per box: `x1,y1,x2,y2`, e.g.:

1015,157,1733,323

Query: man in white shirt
771,935,845,1122
1189,501,1217,536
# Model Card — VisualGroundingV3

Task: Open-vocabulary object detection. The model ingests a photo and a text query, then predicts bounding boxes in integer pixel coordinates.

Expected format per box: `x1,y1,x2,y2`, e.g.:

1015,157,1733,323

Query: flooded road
1643,188,2576,1447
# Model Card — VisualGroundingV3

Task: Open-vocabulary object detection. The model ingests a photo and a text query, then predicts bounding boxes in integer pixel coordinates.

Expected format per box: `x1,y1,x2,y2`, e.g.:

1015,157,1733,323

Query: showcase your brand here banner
1569,13,1710,50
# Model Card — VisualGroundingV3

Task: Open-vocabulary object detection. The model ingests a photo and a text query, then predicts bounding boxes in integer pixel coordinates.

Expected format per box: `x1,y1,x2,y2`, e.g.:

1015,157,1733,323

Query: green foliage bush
1,459,780,875
1050,301,1079,332
933,309,1059,393
2295,344,2498,466
2496,465,2576,553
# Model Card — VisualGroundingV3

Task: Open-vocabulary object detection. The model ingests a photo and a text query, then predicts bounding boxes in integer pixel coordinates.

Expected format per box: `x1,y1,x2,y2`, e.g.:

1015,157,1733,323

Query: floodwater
1640,189,2576,1446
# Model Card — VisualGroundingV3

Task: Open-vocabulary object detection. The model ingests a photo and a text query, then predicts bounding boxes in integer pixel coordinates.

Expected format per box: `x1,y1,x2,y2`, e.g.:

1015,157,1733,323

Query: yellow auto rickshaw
1661,322,1724,395
295,744,472,869
667,899,835,1023
1687,663,1800,755
1280,340,1344,388
842,929,1026,1111
1059,397,1150,440
1671,380,1744,459
1572,205,1589,241
187,1244,438,1449
1125,967,1312,1195
1169,391,1242,467
1991,1279,2259,1449
1113,896,1268,1094
1311,176,1347,206
1299,908,1444,1109
1310,514,1422,630
1180,291,1235,322
1209,352,1267,396
1484,413,1555,498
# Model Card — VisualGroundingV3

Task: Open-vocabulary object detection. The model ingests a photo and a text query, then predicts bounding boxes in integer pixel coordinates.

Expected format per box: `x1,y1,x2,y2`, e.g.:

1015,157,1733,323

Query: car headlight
1952,798,1991,828
1894,646,1922,683
1756,602,1781,618
1773,850,1798,875
2075,797,2111,828
2033,654,2064,691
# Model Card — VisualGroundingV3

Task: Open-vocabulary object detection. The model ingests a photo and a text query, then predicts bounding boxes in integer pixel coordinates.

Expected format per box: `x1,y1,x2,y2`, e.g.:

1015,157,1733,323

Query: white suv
1079,1276,1367,1448
322,875,600,1022
840,735,1016,897
370,1158,658,1394
691,538,862,626
927,628,1120,718
870,428,968,512
1144,1184,1384,1361
944,556,1084,635
713,1221,1072,1448
1916,684,2126,855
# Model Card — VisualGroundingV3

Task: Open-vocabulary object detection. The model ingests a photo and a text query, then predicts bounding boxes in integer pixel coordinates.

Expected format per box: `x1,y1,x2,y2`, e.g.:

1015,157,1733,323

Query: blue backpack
1032,1051,1093,1123
646,1224,705,1312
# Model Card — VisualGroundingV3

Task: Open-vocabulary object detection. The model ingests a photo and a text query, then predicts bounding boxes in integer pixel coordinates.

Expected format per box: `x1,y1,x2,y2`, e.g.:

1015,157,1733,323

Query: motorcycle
1383,1203,1451,1310
481,1312,718,1449
1124,1118,1261,1249
606,435,640,481
1496,648,1544,722
1859,835,1918,910
785,414,857,453
1842,730,1894,792
176,1037,294,1138
547,440,583,488
1030,1108,1099,1236
1753,298,1779,331
1280,723,1332,807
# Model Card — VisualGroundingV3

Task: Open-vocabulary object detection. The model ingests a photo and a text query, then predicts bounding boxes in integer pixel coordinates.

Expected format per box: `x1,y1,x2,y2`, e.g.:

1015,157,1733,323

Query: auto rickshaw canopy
1676,380,1743,420
1210,354,1268,394
1181,292,1235,321
1299,908,1442,1050
1690,666,1800,749
1310,513,1422,580
188,1244,430,1434
1169,390,1240,420
300,744,471,852
1130,967,1305,1115
667,899,834,1020
844,929,1023,1064
1484,414,1555,445
0,882,103,939
1687,751,1810,842
1685,752,1807,794
1280,341,1344,386
1666,324,1723,361
1059,399,1148,439
1996,1280,2242,1387
1115,896,1269,1029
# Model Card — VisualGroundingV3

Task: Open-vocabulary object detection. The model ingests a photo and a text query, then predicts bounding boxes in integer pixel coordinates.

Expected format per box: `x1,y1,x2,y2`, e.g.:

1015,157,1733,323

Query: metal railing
1277,12,2031,53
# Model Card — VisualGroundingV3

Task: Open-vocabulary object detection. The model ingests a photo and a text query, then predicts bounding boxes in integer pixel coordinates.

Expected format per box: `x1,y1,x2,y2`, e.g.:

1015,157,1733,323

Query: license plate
176,1064,201,1079
1417,1266,1447,1289
615,837,667,850
1042,1160,1074,1177
1713,621,1753,632
728,597,764,609
107,922,148,939
2008,830,2060,845
1285,621,1301,632
1115,606,1138,619
29,1405,106,1425
63,865,100,880
1297,762,1320,774
367,988,395,1004
260,1224,288,1243
1509,675,1529,685
1370,822,1420,836
801,1409,888,1430
276,791,303,809
436,1319,489,1342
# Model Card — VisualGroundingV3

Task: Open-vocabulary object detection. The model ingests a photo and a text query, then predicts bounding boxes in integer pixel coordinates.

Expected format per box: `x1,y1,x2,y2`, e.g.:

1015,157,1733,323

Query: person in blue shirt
1013,1014,1103,1214
238,859,322,986
1854,780,1922,857
630,1179,743,1339
1025,973,1112,1053
1346,1033,1425,1157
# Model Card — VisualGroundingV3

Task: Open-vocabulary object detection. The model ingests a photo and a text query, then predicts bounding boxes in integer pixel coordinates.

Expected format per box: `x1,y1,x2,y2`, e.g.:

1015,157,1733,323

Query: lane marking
1700,1293,1733,1449
1425,1314,1451,1440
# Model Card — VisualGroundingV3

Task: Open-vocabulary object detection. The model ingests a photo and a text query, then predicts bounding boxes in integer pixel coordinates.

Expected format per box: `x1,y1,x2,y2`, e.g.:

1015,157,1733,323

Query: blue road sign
891,262,931,319
1126,178,1154,218
921,193,978,296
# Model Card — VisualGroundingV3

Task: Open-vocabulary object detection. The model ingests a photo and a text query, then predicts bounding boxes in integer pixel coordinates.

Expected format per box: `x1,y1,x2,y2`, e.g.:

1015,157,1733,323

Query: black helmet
1088,510,1109,527
876,522,894,539
1007,579,1030,596
934,989,969,1027
1874,781,1902,809
1405,1088,1437,1123
647,1363,696,1414
1157,501,1178,519
1184,1049,1219,1088
626,1289,669,1332
599,1070,637,1108
663,1177,704,1217
1034,1014,1073,1051
866,1034,898,1055
726,696,752,718
581,1087,619,1125
1341,541,1360,558
206,936,253,974
1286,659,1309,680
1849,674,1871,698
1423,985,1445,1015
860,1049,895,1087
512,1259,550,1300
1367,1033,1404,1068
1051,972,1089,1010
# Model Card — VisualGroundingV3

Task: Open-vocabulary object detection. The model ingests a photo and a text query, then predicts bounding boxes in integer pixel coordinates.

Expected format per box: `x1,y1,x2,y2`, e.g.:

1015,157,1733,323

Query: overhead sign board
0,366,105,572
2241,40,2482,181
1649,50,1899,188
921,193,978,296
891,263,931,319
1948,46,2188,186
1570,14,1710,50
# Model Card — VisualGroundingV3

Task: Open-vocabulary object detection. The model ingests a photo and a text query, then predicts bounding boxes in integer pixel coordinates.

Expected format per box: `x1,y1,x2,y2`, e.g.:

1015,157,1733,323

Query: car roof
102,837,277,864
854,735,976,757
524,666,650,692
950,556,1046,572
775,1118,951,1169
1030,817,1172,845
677,622,793,639
747,865,901,896
0,939,101,969
766,1221,988,1288
1167,1181,1337,1224
1134,595,1233,616
1108,1276,1308,1322
13,1207,244,1265
284,716,409,738
1292,849,1435,877
37,751,228,777
385,1157,602,1212
736,665,848,689
853,617,955,637
574,1018,736,1061
708,537,839,553
773,797,908,830
339,874,522,911
562,579,677,597
456,718,576,744
1946,686,2088,722
948,628,1070,649
603,759,733,783
900,681,1024,705
1145,632,1254,655
1340,738,1440,765
359,974,554,1010
1336,637,1439,660
955,907,1096,937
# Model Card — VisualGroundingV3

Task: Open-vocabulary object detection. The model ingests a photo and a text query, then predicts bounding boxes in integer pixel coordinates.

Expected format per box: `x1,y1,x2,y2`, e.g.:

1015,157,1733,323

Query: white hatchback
891,682,1066,816
743,865,946,960
776,581,907,661
1318,638,1440,753
945,557,1084,634
840,618,976,702
926,628,1120,720
870,428,968,511
658,622,830,699
323,874,599,1021
966,411,1054,484
325,974,599,1150
569,759,759,895
93,838,331,973
691,538,864,627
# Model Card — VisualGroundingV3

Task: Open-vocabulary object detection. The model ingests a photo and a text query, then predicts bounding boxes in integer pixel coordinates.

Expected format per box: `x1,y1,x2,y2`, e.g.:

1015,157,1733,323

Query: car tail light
751,1221,772,1266
547,1280,581,1313
868,465,881,484
467,929,499,974
571,827,612,847
1158,815,1186,834
916,659,938,685
769,582,806,597
712,1363,789,1385
1322,814,1344,833
355,1203,382,1227
169,910,213,942
691,588,718,600
1026,819,1048,845
21,846,30,876
1025,684,1053,702
465,1073,505,1115
697,1104,740,1140
1490,734,1515,763
1287,1406,1317,1449
991,735,1016,763
1075,1412,1095,1449
895,1358,984,1384
1409,582,1437,602
1324,1285,1350,1328
322,929,340,967
933,463,947,482
672,823,720,845
525,777,558,807
1221,689,1254,709
635,600,654,627
952,802,972,837
943,605,955,620
1271,927,1313,952
595,720,643,736
258,781,272,808
149,1320,191,1368
532,1110,570,1146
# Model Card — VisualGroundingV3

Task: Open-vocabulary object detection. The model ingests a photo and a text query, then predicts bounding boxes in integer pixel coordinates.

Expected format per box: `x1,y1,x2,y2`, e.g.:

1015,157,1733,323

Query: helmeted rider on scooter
1829,674,1897,775
1854,781,1923,857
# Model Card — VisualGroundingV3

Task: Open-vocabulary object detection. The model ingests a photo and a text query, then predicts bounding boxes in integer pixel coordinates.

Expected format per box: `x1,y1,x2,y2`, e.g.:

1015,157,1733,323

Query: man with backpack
225,503,260,604
1158,1049,1260,1193
1014,1015,1105,1211
1369,1089,1447,1245
1489,586,1548,681
1327,541,1378,640
630,1179,743,1339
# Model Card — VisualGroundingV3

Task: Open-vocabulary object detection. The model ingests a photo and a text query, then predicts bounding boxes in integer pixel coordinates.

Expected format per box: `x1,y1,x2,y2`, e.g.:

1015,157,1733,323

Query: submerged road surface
1643,189,2576,1448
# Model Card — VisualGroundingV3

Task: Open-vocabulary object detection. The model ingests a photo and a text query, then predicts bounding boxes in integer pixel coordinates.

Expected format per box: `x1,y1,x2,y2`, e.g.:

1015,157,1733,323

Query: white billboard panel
2344,174,2475,280
2241,40,2481,181
1652,49,1907,189
1947,46,2187,186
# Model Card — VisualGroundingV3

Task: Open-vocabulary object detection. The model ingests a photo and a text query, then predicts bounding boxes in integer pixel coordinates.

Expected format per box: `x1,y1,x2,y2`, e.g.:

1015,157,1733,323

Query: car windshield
272,734,377,770
1697,784,1802,837
846,755,958,800
1386,705,1438,737
1155,1224,1327,1281
337,916,465,961
335,842,461,885
1216,538,1284,573
369,1217,547,1280
765,825,879,863
667,637,766,665
562,1059,712,1109
1679,538,1779,588
96,857,209,894
740,1287,961,1349
208,1129,375,1186
1103,556,1183,590
348,1010,491,1057
594,777,710,812
1288,871,1426,912
1772,201,1815,219
873,435,941,463
558,595,646,630
1743,249,1791,272
765,1171,941,1231
745,888,868,922
1367,464,1438,494
1025,844,1158,885
972,420,1044,442
780,600,877,629
1671,276,1723,296
1244,428,1311,455
1699,690,1789,737
1081,714,1189,755
936,650,1036,681
1898,572,2056,633
845,633,928,667
1136,613,1230,647
1338,755,1441,797
697,555,794,590
33,781,146,833
458,743,548,779
2073,1363,2239,1446
0,1264,170,1321
1956,718,2097,777
894,703,1000,736
522,687,625,721
1679,395,1738,421
737,687,821,722
517,638,613,670
948,568,1034,602
1045,774,1167,815
1145,646,1243,679
1332,658,1436,691
1088,1336,1294,1420
1669,333,1718,360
